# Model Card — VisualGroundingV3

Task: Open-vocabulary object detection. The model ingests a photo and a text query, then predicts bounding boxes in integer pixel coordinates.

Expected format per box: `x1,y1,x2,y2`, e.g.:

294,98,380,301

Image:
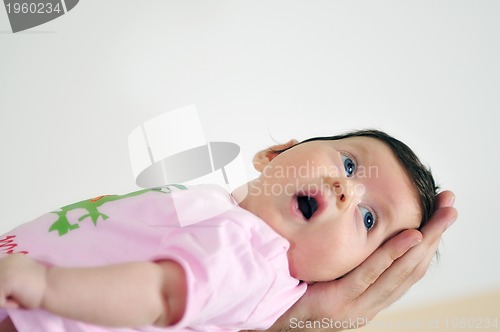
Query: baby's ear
252,139,299,172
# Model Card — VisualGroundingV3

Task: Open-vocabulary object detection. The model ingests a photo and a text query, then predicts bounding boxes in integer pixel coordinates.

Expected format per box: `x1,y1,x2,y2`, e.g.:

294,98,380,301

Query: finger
360,240,428,316
338,229,423,301
420,206,458,240
379,243,440,310
435,190,456,209
367,236,441,316
379,207,457,306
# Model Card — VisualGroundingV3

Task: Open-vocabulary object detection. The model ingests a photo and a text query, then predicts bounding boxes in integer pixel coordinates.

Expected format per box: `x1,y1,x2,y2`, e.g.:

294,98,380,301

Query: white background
1,0,499,313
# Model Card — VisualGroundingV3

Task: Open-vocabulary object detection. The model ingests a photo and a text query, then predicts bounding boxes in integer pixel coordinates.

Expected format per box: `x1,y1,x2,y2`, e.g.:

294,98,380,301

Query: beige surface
361,289,500,332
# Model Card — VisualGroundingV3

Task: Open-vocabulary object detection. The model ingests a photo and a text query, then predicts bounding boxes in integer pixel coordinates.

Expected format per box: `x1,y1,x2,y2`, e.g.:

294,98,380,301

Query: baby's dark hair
274,129,438,229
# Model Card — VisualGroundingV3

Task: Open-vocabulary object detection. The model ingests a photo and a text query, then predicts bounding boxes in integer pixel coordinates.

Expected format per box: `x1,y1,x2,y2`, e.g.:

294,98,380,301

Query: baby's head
234,129,437,283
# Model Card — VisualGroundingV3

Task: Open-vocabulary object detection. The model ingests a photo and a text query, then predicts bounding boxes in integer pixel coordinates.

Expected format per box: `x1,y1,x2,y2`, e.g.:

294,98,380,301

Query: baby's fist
0,254,47,310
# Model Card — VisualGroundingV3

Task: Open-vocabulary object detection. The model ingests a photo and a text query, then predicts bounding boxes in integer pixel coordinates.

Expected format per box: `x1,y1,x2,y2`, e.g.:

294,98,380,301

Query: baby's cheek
285,240,317,281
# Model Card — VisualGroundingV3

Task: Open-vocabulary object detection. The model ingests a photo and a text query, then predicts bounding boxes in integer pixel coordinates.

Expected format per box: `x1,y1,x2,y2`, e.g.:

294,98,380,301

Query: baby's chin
299,274,344,284
289,259,352,283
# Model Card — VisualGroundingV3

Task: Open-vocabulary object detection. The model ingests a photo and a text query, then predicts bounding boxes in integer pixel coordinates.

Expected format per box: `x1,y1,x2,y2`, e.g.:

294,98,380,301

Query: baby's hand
0,254,47,310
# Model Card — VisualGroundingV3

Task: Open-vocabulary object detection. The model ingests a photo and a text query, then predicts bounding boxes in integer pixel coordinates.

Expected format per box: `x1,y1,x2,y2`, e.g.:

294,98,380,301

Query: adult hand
260,190,457,332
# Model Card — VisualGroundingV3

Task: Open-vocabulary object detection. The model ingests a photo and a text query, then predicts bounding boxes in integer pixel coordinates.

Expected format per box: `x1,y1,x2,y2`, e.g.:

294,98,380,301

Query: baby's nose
324,177,363,208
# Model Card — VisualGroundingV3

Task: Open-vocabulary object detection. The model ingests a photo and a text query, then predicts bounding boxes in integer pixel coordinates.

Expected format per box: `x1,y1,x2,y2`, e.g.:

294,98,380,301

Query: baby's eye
341,154,356,177
359,206,376,231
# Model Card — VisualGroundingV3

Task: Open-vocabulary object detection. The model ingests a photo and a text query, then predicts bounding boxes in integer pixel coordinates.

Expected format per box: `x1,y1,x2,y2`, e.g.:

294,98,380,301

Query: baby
0,129,437,332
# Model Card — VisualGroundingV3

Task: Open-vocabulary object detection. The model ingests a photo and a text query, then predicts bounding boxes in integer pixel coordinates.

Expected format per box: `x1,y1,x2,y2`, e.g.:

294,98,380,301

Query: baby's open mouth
296,195,319,220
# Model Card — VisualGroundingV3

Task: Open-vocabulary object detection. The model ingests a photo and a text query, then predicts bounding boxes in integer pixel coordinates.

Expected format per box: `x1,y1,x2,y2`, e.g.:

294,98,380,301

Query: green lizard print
49,184,187,236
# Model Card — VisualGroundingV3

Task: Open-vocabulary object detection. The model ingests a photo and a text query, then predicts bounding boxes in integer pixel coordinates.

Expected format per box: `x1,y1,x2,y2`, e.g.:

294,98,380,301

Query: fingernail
411,237,422,247
447,195,456,207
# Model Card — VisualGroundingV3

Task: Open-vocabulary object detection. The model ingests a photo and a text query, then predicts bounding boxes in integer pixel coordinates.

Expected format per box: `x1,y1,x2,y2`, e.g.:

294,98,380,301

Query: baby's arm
0,254,186,327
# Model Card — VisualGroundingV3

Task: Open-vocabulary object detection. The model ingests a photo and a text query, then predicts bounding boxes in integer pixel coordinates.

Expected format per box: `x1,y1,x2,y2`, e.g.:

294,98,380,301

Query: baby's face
237,136,421,282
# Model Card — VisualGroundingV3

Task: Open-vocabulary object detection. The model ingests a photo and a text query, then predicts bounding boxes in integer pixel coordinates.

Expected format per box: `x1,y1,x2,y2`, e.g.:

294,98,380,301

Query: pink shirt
0,184,306,331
